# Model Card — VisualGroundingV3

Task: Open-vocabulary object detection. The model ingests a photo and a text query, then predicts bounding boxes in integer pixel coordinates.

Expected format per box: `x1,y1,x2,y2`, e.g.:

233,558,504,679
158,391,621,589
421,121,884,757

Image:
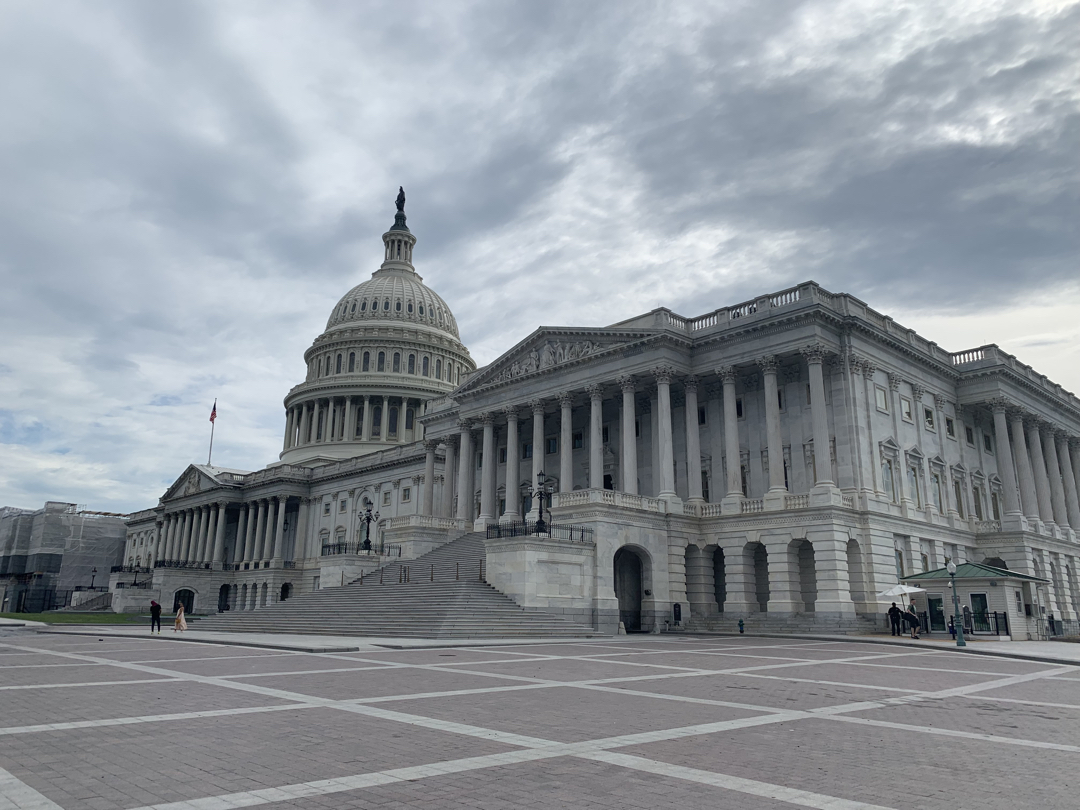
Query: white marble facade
114,199,1080,639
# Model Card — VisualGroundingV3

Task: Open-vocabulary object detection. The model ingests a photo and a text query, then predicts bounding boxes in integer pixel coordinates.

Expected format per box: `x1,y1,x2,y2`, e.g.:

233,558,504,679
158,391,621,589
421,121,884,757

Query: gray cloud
0,0,1076,512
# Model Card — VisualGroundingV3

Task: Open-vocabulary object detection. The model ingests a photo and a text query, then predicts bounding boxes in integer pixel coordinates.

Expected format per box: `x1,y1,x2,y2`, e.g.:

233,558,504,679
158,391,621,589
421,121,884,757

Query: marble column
759,356,787,508
296,403,309,445
250,500,266,563
684,376,704,503
1045,429,1071,530
477,414,496,529
618,378,638,495
271,496,287,563
990,400,1023,524
529,400,545,518
802,345,836,490
161,515,174,560
344,397,356,441
423,440,438,516
173,511,187,561
295,497,310,560
190,507,206,563
455,421,473,521
1028,420,1055,527
233,504,248,564
442,437,458,518
283,409,294,451
1011,412,1040,523
379,395,390,440
587,384,604,490
1069,440,1080,529
211,502,227,567
361,395,372,441
502,408,520,521
204,505,219,564
719,367,742,512
179,509,193,562
559,393,574,493
654,367,677,500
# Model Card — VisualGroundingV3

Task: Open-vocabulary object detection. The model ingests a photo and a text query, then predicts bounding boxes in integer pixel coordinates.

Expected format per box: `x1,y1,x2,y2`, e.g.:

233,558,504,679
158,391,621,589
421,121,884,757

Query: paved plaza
0,629,1077,810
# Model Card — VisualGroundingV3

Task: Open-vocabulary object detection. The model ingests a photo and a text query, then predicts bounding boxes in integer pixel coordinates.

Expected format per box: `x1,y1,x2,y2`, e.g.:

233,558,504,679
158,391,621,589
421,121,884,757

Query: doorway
173,589,195,614
614,547,643,632
970,592,990,632
217,584,230,612
927,594,946,631
280,583,292,602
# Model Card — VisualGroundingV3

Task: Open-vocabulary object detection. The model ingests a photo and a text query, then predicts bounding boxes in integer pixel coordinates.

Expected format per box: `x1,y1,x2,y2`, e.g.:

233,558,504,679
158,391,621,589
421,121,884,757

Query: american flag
209,401,217,424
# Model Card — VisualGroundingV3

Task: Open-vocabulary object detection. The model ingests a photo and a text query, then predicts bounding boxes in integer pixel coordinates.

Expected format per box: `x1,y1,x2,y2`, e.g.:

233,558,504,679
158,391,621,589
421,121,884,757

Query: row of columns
431,348,835,525
158,503,228,567
990,399,1080,535
284,395,421,450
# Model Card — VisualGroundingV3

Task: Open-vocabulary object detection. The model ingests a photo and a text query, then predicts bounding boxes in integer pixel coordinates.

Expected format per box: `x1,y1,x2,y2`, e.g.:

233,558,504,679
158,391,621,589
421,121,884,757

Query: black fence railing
321,542,402,557
886,611,1010,637
73,585,110,593
1049,618,1079,638
114,581,153,590
486,521,594,542
111,565,152,574
154,560,211,570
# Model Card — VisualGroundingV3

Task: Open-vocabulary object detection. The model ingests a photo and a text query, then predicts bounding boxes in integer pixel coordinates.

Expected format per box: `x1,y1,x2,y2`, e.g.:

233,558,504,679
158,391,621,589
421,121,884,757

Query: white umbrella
878,584,926,636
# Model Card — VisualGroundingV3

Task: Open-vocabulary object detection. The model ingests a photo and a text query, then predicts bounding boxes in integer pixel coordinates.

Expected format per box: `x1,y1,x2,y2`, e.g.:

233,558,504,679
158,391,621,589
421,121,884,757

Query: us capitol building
113,192,1080,638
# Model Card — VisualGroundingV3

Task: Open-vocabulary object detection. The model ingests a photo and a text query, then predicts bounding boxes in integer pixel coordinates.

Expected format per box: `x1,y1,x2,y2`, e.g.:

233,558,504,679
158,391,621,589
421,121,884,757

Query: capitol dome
278,191,475,466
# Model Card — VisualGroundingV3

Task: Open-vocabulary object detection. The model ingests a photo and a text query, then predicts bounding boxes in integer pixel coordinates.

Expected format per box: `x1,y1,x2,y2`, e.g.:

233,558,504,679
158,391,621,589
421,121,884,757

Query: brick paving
0,629,1077,810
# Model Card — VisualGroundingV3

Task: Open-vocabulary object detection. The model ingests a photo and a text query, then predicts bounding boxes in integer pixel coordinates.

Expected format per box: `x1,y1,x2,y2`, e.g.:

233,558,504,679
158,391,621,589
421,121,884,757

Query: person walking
906,602,920,639
149,600,162,634
887,602,903,636
174,603,187,633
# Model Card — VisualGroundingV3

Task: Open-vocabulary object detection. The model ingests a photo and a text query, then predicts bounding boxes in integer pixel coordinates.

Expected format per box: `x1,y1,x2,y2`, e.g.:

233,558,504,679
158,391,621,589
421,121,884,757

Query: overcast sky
0,0,1077,513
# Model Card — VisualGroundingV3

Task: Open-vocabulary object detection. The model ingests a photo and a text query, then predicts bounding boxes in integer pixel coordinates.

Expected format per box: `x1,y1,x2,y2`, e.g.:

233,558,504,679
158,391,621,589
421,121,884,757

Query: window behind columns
408,354,415,374
335,354,342,374
435,358,442,379
393,353,401,373
422,356,430,376
363,352,370,371
348,353,355,372
405,409,414,430
389,407,398,435
377,352,385,372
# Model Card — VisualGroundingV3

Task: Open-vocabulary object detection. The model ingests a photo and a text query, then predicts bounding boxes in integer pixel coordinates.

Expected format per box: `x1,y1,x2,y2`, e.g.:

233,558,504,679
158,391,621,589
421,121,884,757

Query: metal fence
1049,618,1080,638
321,542,401,557
154,560,211,570
486,521,594,543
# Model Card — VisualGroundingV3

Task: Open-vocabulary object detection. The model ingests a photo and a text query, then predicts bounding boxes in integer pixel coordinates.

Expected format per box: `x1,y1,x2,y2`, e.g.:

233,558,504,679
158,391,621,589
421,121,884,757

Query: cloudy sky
0,0,1077,513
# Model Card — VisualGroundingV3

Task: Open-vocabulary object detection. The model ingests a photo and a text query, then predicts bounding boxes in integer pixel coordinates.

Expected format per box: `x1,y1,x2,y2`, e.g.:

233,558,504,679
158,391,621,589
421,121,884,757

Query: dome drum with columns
280,191,475,465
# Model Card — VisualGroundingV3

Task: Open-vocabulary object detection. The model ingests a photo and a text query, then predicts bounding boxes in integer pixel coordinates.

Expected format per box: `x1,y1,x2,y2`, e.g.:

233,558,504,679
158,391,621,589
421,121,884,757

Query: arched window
419,304,425,316
405,409,414,430
407,301,414,314
422,356,430,377
383,299,390,311
435,358,442,379
335,354,342,374
371,406,382,436
350,301,356,313
377,352,385,372
395,300,402,312
360,300,367,311
407,354,415,374
392,352,401,373
362,352,370,372
389,407,399,435
348,352,355,372
325,356,332,376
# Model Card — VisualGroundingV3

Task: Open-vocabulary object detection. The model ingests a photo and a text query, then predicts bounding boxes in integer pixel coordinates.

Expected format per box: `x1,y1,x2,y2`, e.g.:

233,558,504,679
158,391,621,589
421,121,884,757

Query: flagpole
208,399,216,466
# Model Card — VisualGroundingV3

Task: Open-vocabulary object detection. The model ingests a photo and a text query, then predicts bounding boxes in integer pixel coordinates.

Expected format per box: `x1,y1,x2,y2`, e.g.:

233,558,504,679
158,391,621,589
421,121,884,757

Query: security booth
902,563,1049,641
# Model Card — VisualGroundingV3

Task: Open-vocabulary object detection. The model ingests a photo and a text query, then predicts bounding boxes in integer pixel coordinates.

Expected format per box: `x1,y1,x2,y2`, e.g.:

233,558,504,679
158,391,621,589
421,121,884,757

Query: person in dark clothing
887,603,903,636
906,602,921,639
150,600,162,634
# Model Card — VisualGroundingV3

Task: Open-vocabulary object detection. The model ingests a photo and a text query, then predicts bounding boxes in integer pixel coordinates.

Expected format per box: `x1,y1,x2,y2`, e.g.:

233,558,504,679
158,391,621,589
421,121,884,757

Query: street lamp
90,567,97,589
529,471,554,534
947,560,966,647
358,507,380,551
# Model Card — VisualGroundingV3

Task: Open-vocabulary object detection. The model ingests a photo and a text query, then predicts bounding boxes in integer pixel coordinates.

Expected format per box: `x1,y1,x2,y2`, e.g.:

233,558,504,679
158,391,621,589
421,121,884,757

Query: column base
721,600,758,614
814,599,857,616
473,517,493,532
498,513,519,525
765,599,801,613
763,490,787,511
720,495,744,515
1001,513,1028,532
809,485,844,508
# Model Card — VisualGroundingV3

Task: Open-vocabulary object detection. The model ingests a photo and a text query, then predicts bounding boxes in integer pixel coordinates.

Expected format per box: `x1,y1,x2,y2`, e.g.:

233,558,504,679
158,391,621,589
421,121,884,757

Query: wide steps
198,533,595,638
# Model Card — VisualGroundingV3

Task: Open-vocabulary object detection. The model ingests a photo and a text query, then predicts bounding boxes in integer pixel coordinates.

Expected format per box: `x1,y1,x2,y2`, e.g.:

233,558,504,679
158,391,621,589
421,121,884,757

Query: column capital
683,375,699,393
888,372,903,391
616,375,635,393
716,365,738,384
423,439,439,452
530,398,545,415
557,391,574,407
756,355,779,375
479,411,495,426
653,365,676,385
502,404,521,421
392,479,401,489
933,393,948,411
412,474,422,485
909,384,926,401
800,343,827,364
585,383,603,400
457,418,473,432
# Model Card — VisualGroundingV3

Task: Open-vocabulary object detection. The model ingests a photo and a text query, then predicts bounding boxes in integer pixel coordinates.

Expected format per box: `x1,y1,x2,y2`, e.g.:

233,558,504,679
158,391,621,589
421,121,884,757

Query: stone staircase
197,533,597,638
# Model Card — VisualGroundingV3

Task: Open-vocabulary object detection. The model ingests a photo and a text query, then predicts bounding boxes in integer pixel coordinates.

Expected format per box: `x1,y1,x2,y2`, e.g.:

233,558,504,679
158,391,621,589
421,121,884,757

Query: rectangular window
953,480,964,518
983,434,993,453
874,386,889,412
698,407,706,426
777,388,785,411
907,467,921,508
401,487,411,502
882,458,896,502
522,443,533,459
900,397,913,422
405,409,414,430
339,499,347,513
323,502,331,516
392,353,401,373
972,487,983,519
895,550,905,579
965,425,975,446
572,432,583,449
924,408,935,430
991,492,1001,520
382,491,391,506
602,426,609,443
945,417,956,439
499,447,507,464
635,420,640,438
931,472,943,512
546,437,557,455
740,464,749,496
736,398,744,419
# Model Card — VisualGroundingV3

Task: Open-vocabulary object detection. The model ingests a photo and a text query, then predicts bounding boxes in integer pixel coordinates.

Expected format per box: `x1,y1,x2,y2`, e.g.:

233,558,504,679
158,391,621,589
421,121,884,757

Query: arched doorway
217,584,230,612
614,547,643,632
794,539,817,613
173,589,195,614
238,584,247,611
280,583,292,602
752,544,769,612
847,538,866,609
713,547,726,612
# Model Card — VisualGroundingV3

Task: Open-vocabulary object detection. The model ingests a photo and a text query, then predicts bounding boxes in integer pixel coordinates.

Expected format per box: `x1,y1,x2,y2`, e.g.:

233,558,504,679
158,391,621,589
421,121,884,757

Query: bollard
359,571,363,585
379,568,383,584
398,567,402,584
431,564,434,582
456,562,459,581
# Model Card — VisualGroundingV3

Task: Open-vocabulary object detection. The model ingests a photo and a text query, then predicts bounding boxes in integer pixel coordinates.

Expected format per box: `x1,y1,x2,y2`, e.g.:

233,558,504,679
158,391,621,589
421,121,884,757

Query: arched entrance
217,584,230,612
280,583,292,602
238,584,247,611
847,538,867,609
794,539,817,613
614,547,644,632
173,589,195,614
752,544,769,612
713,547,726,612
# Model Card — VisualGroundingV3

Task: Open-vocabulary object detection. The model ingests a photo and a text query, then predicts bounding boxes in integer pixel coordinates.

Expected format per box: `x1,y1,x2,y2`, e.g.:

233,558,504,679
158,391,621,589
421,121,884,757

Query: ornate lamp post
90,567,97,589
947,560,966,647
359,507,380,551
528,471,555,534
